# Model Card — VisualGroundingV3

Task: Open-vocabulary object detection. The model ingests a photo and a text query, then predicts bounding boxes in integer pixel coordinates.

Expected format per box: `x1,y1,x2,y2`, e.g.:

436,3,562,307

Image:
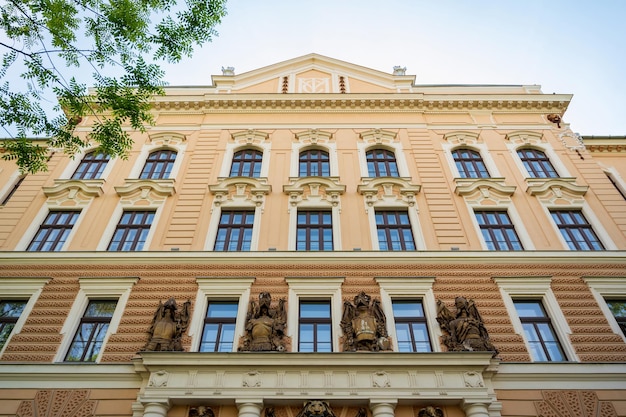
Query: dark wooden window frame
452,148,490,179
298,300,332,352
517,148,559,178
515,300,566,362
140,149,177,180
475,210,523,251
375,211,416,251
0,300,28,349
107,211,155,251
551,210,604,250
392,299,431,352
200,301,238,352
64,299,117,362
27,211,80,252
366,148,399,177
214,210,255,251
71,151,110,180
299,149,330,177
296,211,333,251
230,149,263,178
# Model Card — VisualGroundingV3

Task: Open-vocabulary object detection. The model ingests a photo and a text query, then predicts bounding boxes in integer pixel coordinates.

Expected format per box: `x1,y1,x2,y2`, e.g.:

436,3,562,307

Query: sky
160,0,626,137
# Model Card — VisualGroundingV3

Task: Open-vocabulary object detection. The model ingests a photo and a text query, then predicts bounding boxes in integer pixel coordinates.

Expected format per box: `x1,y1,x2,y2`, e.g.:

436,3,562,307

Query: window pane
207,303,238,318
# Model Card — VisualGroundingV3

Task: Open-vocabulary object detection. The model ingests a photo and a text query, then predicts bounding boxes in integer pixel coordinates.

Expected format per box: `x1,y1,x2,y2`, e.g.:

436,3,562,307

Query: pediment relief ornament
505,130,544,146
359,129,398,145
454,178,515,205
526,178,588,205
115,179,175,205
43,179,104,206
444,131,481,146
358,177,421,209
148,131,186,146
295,129,333,144
210,177,271,209
283,177,345,208
231,129,269,146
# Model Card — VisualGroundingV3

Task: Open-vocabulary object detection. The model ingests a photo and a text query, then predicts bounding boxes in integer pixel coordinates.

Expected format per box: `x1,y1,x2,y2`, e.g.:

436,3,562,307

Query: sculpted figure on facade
241,292,287,351
295,401,337,417
143,297,191,352
189,406,215,417
436,296,498,355
417,406,444,417
341,291,391,352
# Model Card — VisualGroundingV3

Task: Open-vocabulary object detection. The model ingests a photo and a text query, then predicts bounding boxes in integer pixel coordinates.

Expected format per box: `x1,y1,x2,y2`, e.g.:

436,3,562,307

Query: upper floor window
65,299,117,362
475,211,523,251
550,210,604,251
366,149,399,177
299,300,332,352
27,211,80,252
0,300,27,350
605,300,626,337
299,149,330,177
517,148,558,178
376,211,416,251
297,211,333,251
392,300,431,352
107,211,154,251
200,301,238,352
72,151,110,180
214,211,254,251
452,148,489,179
140,149,177,180
230,149,263,178
514,300,566,362
1,175,25,206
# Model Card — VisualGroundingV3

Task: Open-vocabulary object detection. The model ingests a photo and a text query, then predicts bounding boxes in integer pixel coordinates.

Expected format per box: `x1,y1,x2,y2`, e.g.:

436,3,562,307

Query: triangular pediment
210,53,416,94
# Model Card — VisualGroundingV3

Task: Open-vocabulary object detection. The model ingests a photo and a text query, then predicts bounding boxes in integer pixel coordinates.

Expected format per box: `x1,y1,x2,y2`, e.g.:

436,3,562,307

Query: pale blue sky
161,0,626,136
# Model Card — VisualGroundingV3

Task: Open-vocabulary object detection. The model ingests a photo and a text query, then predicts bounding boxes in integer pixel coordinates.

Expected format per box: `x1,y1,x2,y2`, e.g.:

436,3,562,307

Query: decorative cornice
444,131,481,146
526,178,588,197
505,130,544,145
43,179,104,199
357,177,421,208
283,177,345,208
231,129,269,145
454,178,516,197
115,179,176,198
295,129,333,144
148,131,186,146
209,177,272,208
359,128,398,144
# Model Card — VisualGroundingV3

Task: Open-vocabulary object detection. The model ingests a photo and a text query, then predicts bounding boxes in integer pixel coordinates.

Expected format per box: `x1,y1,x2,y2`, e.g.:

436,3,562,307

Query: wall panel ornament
533,390,617,417
16,390,97,417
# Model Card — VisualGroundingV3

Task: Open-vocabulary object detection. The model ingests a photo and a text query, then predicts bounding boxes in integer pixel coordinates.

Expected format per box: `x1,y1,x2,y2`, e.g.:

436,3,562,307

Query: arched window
299,149,330,177
230,149,263,178
452,148,489,179
517,148,558,178
140,149,177,179
366,149,399,177
72,151,110,180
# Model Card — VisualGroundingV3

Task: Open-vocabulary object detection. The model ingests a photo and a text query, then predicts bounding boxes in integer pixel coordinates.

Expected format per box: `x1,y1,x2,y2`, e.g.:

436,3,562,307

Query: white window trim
55,276,137,363
542,202,617,250
285,277,344,352
59,147,116,180
97,204,163,251
0,170,24,205
465,203,535,251
128,144,186,180
205,205,262,251
220,143,271,179
0,277,50,356
507,143,571,179
368,206,426,251
288,205,342,251
583,277,626,344
375,277,439,352
15,205,88,251
442,143,501,179
494,276,578,362
603,166,626,199
290,143,339,178
189,277,254,352
357,143,410,178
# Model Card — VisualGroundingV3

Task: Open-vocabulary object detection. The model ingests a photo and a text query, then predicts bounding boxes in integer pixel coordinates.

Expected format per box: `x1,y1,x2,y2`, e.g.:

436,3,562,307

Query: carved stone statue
189,406,215,417
240,292,287,351
143,298,191,351
436,296,498,355
295,401,337,417
417,406,444,417
340,291,390,352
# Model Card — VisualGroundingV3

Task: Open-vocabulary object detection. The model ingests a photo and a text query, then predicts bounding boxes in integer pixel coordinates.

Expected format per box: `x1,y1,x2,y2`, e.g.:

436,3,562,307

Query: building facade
1,54,626,417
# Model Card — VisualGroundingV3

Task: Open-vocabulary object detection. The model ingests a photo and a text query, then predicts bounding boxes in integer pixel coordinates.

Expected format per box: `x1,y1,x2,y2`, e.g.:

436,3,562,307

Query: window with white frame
375,210,416,251
296,210,333,251
199,301,239,352
107,211,155,251
494,276,577,362
583,277,626,343
375,277,439,352
366,148,399,177
517,148,559,179
214,210,255,251
299,149,330,177
56,276,136,363
550,210,604,251
474,210,524,251
357,129,408,178
0,277,49,356
140,149,177,180
452,148,490,179
285,277,343,352
27,210,81,252
71,151,110,180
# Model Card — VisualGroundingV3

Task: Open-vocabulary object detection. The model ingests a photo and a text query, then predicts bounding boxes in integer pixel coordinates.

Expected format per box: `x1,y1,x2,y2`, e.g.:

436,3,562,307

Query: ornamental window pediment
209,177,271,209
231,129,269,146
505,130,544,146
147,131,186,147
444,131,482,146
359,129,398,146
295,129,333,145
357,177,421,210
526,178,588,205
454,178,516,206
283,177,345,209
42,179,104,207
115,179,175,206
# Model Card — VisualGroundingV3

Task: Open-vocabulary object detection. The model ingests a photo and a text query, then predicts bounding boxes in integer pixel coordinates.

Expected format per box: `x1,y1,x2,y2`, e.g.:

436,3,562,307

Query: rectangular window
514,300,566,361
605,300,626,337
214,211,254,251
475,211,523,251
108,211,155,251
392,300,431,352
27,211,80,251
299,300,332,352
297,211,333,251
199,301,238,352
551,210,604,250
376,211,416,251
65,300,117,362
0,300,27,350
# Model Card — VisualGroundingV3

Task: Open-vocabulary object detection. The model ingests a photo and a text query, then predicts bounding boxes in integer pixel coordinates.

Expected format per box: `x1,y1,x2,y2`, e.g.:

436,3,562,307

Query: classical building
1,54,625,417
